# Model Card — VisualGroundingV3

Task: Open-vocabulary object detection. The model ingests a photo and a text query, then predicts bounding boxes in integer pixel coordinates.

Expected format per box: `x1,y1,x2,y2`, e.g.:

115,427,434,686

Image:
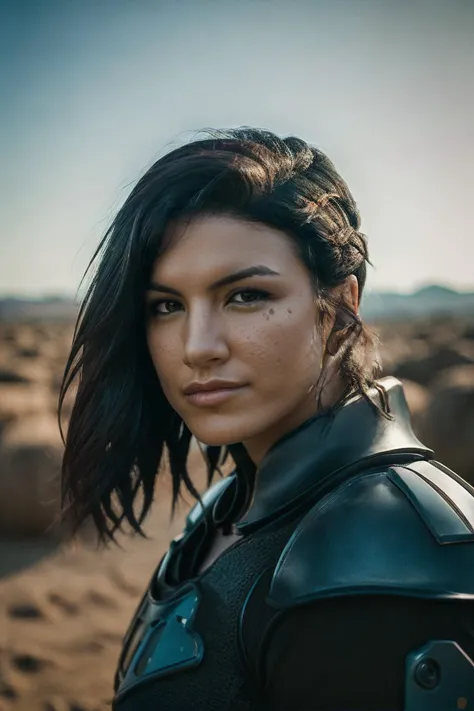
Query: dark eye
148,299,182,316
230,289,270,305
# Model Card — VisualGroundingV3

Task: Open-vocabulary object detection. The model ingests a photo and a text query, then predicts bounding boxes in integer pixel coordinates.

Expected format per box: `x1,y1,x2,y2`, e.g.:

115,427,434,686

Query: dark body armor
113,377,474,710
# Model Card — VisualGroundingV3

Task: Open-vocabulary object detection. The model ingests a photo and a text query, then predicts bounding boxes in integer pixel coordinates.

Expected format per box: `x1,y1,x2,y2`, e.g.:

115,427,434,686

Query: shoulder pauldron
269,459,474,607
267,459,474,710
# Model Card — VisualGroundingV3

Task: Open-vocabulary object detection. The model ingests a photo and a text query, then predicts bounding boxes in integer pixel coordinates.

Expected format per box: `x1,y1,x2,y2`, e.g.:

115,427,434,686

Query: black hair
58,127,381,544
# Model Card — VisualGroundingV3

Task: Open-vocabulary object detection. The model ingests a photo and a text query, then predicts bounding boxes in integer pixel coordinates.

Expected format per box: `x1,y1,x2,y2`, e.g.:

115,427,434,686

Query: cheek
146,330,179,389
241,309,322,378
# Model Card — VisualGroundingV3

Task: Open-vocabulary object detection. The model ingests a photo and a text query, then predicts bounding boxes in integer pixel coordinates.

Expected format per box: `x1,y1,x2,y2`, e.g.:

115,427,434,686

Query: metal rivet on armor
414,658,441,689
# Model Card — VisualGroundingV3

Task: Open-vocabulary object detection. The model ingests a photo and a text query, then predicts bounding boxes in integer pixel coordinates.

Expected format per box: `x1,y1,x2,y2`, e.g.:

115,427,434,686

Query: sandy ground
0,452,211,711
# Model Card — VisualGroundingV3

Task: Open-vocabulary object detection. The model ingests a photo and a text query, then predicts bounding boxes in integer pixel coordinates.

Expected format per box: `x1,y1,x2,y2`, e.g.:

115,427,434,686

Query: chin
189,429,246,448
184,415,261,448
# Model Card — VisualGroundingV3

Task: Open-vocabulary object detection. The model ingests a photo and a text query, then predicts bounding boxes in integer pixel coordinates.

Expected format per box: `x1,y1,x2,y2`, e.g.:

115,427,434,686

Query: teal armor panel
115,584,203,702
405,641,474,710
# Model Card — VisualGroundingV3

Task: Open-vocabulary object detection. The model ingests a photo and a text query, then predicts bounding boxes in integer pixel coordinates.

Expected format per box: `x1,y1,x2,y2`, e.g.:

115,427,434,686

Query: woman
59,128,474,710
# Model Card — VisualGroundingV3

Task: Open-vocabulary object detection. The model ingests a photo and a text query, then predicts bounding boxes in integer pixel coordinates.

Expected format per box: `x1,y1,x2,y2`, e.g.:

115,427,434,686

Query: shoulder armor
268,460,474,608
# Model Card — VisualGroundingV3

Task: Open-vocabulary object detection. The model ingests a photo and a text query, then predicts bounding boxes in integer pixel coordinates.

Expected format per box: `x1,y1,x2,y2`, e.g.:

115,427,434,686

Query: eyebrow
146,265,280,296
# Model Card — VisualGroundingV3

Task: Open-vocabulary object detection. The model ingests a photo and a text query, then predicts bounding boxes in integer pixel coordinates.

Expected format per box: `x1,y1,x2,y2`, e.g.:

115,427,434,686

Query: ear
344,274,359,315
324,276,360,357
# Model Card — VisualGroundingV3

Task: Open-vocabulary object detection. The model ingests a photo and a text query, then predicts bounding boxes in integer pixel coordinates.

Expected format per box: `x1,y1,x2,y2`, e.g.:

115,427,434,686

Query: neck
242,375,349,467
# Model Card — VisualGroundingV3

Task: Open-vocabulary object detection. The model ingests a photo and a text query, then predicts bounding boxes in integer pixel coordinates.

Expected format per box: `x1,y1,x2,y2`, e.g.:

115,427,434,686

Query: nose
182,305,230,368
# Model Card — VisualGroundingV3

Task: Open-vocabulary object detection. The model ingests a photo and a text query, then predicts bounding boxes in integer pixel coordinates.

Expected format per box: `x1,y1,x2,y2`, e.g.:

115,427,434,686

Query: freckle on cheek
269,308,275,315
287,308,293,314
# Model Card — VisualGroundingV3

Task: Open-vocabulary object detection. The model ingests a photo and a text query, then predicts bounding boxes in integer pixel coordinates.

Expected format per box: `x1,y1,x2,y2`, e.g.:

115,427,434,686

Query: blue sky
1,0,473,297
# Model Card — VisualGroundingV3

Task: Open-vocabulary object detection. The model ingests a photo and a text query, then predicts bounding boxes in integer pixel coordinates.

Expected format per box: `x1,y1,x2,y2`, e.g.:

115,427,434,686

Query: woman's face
145,215,330,463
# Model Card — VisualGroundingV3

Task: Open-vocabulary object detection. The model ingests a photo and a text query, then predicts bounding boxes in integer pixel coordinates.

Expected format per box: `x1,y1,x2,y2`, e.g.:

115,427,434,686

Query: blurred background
1,1,473,709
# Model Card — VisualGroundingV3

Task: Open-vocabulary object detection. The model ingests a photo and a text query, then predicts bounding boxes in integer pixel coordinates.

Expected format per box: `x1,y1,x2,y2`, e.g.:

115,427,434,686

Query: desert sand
0,460,207,711
0,316,473,710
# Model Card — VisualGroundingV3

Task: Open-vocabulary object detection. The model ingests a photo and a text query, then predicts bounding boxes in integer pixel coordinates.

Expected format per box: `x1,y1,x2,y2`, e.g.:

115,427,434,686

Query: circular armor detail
414,658,441,689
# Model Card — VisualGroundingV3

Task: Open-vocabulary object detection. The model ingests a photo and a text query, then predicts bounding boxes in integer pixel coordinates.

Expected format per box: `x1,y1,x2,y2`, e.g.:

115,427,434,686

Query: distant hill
360,285,474,320
0,296,80,322
0,286,473,322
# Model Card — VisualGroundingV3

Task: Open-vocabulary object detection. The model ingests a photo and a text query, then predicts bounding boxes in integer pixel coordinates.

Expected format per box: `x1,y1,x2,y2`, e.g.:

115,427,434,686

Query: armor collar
235,376,433,533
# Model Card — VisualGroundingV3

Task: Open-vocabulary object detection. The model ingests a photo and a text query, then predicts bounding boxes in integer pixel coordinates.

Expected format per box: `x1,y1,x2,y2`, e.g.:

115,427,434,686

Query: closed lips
183,381,244,395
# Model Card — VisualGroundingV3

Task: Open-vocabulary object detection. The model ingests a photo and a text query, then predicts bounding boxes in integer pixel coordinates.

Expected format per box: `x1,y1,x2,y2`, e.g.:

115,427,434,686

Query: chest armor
112,378,474,709
113,474,296,711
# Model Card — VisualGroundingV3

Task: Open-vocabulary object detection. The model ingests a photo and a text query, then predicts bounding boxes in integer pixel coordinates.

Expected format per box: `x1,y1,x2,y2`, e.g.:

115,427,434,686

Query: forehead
152,215,299,282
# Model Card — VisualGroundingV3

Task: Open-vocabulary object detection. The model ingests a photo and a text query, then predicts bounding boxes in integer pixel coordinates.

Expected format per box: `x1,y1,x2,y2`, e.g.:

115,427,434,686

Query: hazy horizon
2,281,474,303
2,0,474,298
